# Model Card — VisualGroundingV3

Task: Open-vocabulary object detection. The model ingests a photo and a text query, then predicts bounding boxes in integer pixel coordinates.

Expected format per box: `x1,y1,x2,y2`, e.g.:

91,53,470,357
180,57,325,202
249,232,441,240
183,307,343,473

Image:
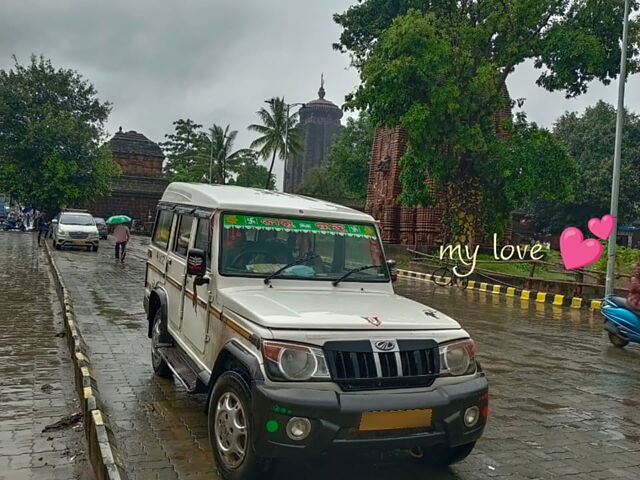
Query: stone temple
88,128,168,228
284,78,343,193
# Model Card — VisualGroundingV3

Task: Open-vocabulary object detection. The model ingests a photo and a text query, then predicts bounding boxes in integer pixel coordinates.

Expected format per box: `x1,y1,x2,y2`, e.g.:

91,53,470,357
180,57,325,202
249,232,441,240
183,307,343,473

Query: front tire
151,309,173,378
53,240,61,250
208,371,272,480
421,441,476,467
608,332,629,348
92,245,99,252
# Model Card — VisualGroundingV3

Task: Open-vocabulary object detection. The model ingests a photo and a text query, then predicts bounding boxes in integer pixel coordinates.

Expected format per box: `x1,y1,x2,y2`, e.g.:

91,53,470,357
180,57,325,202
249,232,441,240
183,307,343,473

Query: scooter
3,217,26,231
601,296,640,348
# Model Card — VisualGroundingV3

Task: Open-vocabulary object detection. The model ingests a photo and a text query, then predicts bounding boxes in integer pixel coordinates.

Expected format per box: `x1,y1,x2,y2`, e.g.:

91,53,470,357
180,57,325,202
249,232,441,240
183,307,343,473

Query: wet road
51,237,640,479
0,232,92,480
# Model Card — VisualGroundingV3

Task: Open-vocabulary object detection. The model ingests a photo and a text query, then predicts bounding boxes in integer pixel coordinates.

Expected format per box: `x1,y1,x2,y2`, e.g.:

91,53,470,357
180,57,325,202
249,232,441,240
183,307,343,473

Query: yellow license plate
358,409,432,431
72,240,86,245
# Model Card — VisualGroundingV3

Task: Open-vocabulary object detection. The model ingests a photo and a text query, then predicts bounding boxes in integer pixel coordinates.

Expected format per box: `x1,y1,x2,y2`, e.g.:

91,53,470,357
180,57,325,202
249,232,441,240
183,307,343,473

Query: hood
219,288,461,331
59,224,98,233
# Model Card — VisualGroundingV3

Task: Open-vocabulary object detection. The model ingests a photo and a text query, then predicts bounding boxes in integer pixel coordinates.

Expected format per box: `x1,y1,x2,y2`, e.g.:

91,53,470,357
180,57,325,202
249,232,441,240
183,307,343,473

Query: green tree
161,118,209,182
206,124,253,184
248,97,304,189
0,55,118,210
229,151,276,189
297,114,374,202
529,101,640,233
334,1,637,242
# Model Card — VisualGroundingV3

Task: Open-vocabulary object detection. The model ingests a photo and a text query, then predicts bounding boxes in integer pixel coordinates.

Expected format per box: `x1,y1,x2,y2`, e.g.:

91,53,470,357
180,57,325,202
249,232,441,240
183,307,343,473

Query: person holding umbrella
107,215,132,262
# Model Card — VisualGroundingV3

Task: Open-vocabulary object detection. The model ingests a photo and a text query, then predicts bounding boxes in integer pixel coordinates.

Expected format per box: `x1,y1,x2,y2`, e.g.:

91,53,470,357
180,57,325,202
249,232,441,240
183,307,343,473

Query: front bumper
57,237,99,247
251,374,488,457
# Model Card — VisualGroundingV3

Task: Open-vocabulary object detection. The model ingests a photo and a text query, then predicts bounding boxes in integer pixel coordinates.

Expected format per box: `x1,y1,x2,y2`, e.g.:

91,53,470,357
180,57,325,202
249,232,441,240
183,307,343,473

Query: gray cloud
1,1,637,187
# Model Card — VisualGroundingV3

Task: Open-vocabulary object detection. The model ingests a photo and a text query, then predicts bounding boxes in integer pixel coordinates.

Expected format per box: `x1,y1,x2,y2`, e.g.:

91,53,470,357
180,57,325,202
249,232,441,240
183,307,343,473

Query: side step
158,346,205,393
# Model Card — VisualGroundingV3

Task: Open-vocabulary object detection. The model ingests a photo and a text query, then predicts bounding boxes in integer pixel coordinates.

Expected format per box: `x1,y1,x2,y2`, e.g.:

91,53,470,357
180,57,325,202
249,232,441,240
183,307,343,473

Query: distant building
284,77,343,193
88,128,168,227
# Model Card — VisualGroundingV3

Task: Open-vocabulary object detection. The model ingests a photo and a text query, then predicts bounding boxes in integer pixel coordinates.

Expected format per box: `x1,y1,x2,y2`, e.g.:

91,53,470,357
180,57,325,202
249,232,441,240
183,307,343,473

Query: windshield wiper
264,253,318,285
332,264,383,286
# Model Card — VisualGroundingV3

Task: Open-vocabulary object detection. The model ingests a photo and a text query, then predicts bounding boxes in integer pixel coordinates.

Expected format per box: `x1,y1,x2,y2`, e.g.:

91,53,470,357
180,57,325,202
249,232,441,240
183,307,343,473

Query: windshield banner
223,214,377,239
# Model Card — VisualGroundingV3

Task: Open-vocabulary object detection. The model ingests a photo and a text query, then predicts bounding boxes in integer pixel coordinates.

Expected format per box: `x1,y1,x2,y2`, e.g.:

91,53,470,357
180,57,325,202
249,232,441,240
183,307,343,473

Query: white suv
52,210,100,251
144,183,488,480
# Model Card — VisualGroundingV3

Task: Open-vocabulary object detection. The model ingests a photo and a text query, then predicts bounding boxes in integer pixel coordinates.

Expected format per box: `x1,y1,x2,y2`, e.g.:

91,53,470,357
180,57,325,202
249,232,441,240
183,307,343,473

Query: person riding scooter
601,262,640,347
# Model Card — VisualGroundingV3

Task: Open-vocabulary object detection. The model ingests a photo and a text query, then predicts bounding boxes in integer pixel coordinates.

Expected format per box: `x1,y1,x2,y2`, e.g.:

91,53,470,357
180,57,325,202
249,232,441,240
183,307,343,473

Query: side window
152,210,173,250
194,218,212,269
173,215,194,257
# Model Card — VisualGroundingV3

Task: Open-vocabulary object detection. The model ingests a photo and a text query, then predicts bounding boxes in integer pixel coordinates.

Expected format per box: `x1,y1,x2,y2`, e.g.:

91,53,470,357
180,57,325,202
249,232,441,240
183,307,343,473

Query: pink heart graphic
588,214,615,240
560,227,603,270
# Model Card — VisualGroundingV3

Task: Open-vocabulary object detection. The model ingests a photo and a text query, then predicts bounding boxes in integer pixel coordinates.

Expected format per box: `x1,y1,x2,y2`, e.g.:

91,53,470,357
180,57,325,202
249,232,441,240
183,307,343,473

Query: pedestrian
113,222,131,262
36,211,48,246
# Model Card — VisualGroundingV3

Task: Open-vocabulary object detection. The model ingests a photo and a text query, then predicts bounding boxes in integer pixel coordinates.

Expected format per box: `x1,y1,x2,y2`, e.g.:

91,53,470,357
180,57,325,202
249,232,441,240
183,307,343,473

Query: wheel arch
147,287,169,338
206,340,264,407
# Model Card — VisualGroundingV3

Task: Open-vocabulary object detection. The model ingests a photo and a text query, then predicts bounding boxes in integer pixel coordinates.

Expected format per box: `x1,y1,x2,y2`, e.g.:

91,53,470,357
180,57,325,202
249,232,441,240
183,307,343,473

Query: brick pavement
0,232,93,480
52,236,640,480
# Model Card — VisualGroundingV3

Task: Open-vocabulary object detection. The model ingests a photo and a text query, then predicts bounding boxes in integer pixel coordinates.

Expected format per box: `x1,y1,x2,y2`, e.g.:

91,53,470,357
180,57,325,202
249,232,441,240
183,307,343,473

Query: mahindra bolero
143,183,488,480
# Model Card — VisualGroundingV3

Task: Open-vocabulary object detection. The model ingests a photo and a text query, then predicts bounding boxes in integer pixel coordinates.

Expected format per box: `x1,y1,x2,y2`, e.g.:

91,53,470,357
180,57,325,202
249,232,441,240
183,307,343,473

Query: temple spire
318,73,326,99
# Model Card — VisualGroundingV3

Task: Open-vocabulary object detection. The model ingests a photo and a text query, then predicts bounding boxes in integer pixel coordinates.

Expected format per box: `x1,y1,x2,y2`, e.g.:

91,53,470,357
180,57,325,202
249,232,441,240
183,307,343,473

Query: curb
398,269,602,310
44,243,128,480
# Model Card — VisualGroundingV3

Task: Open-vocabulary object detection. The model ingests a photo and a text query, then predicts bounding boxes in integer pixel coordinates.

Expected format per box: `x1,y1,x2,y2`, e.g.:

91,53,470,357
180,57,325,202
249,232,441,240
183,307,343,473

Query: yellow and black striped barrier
397,269,602,310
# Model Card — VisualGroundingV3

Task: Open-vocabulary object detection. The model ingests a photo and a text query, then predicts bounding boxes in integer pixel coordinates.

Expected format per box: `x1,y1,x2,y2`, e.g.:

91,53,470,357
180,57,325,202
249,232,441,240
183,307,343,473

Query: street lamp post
605,0,631,296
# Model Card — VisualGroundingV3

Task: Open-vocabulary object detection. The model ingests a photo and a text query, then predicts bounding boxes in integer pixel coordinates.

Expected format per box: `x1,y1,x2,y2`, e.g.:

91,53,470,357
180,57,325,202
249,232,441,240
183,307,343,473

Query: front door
165,213,194,331
181,217,213,355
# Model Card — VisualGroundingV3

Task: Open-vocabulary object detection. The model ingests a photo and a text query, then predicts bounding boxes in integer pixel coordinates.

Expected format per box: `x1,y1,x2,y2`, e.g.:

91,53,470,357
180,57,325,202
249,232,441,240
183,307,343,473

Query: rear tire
208,371,272,480
432,267,452,287
151,309,173,378
421,441,476,467
608,332,629,348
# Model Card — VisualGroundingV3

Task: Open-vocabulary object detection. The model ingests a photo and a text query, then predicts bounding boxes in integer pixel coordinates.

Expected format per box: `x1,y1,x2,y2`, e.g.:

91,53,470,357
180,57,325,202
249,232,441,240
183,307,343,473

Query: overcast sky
2,0,638,188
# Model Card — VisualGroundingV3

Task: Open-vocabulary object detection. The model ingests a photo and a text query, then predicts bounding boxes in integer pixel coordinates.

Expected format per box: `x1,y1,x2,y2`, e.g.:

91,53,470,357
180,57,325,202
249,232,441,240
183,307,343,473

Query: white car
144,183,488,480
52,210,100,251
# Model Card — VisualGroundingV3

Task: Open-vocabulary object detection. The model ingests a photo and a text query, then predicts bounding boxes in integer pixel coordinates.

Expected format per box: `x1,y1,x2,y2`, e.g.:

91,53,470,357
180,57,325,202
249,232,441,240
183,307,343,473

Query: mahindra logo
374,340,396,351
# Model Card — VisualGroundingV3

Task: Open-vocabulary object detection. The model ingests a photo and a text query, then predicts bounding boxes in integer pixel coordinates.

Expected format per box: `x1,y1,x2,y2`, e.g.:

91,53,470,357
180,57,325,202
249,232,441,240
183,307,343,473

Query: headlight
439,339,477,376
262,340,330,381
58,229,69,237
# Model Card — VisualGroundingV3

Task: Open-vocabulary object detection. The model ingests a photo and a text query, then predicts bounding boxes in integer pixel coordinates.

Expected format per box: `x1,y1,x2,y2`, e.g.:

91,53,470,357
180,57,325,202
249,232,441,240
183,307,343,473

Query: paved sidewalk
0,232,93,480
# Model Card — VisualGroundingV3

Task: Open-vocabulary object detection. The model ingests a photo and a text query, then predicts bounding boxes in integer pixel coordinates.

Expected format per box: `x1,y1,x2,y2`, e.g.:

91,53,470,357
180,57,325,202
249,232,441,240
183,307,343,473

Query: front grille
69,232,89,239
324,340,440,391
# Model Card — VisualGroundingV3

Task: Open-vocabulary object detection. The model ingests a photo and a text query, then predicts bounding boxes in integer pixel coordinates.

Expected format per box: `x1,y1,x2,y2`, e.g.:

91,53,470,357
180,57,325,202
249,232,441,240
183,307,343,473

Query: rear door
147,208,173,294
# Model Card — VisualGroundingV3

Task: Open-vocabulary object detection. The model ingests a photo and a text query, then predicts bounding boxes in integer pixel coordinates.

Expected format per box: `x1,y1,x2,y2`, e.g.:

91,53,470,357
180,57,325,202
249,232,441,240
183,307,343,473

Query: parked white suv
52,210,100,251
144,183,488,480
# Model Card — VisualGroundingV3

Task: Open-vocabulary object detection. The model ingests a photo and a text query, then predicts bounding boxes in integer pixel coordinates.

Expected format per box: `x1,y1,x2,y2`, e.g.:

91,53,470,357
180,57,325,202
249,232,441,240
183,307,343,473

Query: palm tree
205,124,252,184
248,97,303,189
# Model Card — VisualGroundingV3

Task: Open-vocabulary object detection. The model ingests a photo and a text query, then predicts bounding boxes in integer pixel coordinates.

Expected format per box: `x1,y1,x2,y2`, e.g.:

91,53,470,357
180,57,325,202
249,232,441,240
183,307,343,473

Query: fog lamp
286,417,311,441
464,406,480,427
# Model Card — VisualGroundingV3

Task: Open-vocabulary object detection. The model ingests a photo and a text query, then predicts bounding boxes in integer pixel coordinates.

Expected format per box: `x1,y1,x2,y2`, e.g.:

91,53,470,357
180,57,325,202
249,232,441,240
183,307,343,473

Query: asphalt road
49,235,640,480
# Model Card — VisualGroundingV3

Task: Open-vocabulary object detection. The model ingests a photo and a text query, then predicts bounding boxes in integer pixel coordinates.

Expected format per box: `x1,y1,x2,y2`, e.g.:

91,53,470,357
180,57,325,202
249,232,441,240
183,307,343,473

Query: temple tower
284,76,343,193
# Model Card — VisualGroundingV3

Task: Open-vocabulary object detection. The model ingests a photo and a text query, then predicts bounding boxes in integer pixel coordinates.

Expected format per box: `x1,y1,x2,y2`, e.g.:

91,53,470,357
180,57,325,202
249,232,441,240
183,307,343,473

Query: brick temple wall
114,153,163,178
87,176,168,224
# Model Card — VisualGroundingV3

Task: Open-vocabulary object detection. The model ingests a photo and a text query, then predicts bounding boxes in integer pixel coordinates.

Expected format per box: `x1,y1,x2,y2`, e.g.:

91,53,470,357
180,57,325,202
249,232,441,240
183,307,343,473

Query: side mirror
51,219,58,225
387,259,398,282
187,248,207,277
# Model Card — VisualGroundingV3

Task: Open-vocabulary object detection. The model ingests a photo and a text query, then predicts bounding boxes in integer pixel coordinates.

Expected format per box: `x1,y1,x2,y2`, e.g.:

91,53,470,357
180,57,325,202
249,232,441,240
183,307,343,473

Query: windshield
60,214,95,226
220,214,389,283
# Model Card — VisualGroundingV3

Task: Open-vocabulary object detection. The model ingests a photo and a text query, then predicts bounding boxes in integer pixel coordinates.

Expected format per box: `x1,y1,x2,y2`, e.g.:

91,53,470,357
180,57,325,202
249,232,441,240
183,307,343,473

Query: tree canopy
334,1,638,241
0,55,118,210
529,101,640,233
